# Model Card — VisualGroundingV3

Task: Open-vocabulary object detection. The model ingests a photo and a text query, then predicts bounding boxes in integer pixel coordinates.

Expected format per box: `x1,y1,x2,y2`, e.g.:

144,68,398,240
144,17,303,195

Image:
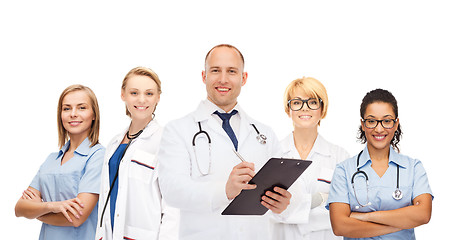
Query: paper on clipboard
222,158,312,215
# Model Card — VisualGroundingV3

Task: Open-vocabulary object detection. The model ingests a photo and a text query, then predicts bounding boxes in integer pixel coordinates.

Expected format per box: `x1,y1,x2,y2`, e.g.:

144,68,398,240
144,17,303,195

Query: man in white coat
157,44,292,240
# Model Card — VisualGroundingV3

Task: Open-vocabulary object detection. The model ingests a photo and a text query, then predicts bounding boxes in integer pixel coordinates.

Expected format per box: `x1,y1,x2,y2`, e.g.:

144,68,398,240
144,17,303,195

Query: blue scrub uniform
326,146,433,240
30,137,105,240
108,143,127,230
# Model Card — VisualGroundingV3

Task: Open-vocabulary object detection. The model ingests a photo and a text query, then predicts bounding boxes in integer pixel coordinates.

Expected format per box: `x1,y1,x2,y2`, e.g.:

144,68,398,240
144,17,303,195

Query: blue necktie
214,110,238,150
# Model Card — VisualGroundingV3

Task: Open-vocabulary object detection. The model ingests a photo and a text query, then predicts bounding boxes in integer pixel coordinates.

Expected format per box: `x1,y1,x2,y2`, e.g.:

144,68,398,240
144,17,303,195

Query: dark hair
357,88,402,152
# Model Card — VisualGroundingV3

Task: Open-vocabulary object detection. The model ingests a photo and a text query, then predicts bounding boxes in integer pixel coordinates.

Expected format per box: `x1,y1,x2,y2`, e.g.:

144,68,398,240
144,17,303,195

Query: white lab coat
95,120,179,240
157,100,281,240
272,133,349,240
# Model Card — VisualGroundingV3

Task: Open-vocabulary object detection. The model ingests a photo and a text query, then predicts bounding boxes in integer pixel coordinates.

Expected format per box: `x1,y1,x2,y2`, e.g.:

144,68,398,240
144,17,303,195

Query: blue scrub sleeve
29,152,57,191
29,169,41,191
412,159,434,200
78,147,105,194
326,162,350,210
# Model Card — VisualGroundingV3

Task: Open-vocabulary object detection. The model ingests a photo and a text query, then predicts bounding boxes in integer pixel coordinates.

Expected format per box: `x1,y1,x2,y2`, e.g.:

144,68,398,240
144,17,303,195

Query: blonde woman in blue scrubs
15,84,105,239
273,77,349,240
327,89,433,239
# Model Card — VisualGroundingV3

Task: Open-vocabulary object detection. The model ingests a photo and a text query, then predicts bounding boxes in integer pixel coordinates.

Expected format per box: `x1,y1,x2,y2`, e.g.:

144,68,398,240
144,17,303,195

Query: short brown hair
121,67,162,117
57,84,100,148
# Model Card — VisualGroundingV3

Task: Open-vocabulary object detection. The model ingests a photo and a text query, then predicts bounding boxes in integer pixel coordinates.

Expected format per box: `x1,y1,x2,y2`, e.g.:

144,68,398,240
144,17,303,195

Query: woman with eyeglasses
326,88,433,239
272,77,349,240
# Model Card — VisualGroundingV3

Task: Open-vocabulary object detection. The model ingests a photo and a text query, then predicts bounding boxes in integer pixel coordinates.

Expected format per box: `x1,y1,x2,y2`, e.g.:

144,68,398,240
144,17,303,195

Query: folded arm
350,193,432,229
37,192,99,227
15,187,83,221
329,202,401,238
15,187,98,227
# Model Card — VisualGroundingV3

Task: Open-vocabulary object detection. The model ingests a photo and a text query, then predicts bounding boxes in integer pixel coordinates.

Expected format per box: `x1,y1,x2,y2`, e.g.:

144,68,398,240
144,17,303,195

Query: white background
1,1,448,238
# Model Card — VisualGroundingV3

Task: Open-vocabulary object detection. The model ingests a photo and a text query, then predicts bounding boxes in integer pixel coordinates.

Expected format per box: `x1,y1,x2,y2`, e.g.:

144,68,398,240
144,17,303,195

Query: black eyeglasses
288,98,322,111
362,119,397,129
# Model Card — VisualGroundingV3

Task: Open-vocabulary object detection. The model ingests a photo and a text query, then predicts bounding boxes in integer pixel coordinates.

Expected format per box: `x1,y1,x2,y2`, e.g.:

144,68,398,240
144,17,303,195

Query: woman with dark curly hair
326,89,433,239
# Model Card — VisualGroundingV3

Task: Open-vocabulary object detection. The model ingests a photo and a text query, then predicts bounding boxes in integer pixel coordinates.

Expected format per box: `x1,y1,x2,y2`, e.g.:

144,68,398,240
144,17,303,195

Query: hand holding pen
225,149,256,200
231,148,292,214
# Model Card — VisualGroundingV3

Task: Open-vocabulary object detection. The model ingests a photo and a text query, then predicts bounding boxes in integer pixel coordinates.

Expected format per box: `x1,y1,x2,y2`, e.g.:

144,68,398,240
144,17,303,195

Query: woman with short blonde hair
274,77,348,240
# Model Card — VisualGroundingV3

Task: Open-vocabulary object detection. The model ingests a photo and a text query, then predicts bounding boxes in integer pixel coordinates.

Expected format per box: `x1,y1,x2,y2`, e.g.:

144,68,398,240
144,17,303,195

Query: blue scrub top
108,143,127,230
326,146,433,240
30,137,105,240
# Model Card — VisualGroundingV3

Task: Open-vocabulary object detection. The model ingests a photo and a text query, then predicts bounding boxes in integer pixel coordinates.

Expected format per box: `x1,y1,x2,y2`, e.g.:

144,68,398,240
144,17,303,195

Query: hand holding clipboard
222,154,312,215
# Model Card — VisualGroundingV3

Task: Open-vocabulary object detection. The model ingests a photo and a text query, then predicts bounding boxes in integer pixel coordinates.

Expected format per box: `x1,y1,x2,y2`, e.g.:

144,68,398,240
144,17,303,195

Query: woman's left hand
22,188,42,203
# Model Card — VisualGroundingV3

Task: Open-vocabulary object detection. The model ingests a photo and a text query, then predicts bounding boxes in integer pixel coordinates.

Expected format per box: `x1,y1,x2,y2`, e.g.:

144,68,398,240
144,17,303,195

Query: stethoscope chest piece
392,188,403,200
257,134,267,144
251,123,266,145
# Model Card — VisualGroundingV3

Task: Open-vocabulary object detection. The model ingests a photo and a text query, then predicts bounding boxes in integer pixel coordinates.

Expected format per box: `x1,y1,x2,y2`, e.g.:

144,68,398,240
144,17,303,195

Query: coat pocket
129,149,156,183
316,167,334,193
124,225,158,240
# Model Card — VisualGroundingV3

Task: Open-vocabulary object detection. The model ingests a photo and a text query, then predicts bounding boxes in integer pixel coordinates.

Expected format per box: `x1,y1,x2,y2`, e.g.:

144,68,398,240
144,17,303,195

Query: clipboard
221,158,312,215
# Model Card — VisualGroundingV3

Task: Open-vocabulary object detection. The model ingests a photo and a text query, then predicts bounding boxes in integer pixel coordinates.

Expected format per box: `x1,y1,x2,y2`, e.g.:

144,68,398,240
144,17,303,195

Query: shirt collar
57,137,91,158
357,146,407,169
195,99,242,121
206,99,241,114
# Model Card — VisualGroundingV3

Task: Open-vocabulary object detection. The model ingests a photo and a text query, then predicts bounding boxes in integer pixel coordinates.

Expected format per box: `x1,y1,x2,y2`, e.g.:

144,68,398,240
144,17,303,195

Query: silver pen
232,148,246,162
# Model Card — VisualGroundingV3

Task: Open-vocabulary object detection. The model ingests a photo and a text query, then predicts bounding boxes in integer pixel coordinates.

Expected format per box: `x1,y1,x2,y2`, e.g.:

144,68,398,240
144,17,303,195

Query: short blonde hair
57,84,100,149
283,77,329,125
121,67,162,117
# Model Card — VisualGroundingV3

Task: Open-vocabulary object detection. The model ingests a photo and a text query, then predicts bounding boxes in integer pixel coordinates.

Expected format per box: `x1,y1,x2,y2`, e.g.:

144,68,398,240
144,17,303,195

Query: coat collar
281,132,331,159
110,119,161,145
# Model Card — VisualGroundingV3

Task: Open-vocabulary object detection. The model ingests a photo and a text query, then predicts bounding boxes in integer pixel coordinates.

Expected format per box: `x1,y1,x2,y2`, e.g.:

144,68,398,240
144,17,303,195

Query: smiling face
121,74,160,122
202,46,248,112
361,101,399,152
61,90,95,140
289,88,322,130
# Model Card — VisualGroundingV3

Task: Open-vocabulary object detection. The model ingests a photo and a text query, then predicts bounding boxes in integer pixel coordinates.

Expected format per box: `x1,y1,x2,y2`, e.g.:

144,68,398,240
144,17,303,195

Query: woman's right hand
45,198,85,223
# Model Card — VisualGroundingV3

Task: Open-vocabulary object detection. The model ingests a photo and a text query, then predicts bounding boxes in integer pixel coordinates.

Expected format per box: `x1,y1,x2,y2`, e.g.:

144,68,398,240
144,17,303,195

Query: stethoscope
99,129,143,227
192,122,266,176
351,150,402,210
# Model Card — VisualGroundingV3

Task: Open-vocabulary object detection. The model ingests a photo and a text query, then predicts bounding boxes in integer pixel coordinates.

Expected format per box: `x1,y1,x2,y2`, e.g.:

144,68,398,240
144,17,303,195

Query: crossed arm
15,187,99,227
329,193,432,238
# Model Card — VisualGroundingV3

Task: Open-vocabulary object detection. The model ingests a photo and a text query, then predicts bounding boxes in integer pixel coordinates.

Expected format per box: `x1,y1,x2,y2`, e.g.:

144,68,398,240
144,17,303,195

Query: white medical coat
95,120,179,240
157,100,281,240
272,133,349,240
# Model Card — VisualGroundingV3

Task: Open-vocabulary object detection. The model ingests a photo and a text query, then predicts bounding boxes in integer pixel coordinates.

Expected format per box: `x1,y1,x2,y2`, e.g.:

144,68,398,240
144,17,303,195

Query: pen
232,148,246,162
